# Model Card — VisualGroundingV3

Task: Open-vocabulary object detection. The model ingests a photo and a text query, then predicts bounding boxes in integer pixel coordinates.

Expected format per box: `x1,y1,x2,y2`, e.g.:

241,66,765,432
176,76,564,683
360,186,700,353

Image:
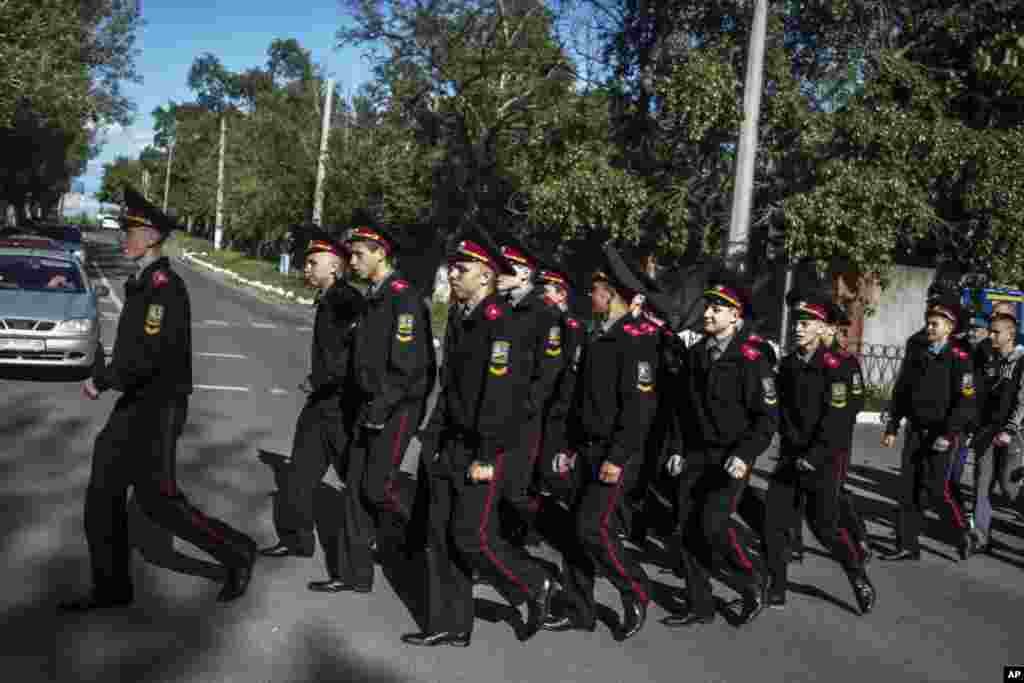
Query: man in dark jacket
402,226,553,647
61,187,256,612
762,290,876,614
261,228,365,565
333,218,437,593
881,293,976,561
662,269,776,629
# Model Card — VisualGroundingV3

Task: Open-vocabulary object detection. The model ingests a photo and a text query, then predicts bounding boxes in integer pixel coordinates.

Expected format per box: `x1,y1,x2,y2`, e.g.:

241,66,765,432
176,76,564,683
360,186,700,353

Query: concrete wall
861,264,935,349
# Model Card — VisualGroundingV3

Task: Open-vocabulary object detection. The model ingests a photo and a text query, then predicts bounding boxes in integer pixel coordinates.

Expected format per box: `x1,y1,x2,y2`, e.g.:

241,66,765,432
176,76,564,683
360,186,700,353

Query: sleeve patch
953,346,969,361
962,372,975,397
390,279,410,293
396,313,414,342
831,381,848,408
823,351,840,369
152,270,169,288
762,376,778,405
489,340,510,375
484,303,502,321
637,361,654,392
144,304,164,335
544,325,562,357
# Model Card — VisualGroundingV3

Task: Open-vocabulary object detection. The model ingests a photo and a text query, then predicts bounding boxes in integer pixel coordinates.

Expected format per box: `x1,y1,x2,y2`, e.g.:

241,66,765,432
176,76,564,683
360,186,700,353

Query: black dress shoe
860,542,874,565
58,595,133,613
735,582,766,626
660,611,715,628
958,533,976,561
767,579,786,610
879,548,921,561
619,593,647,640
521,577,554,642
307,579,372,594
849,571,877,615
542,613,597,632
259,542,314,558
218,560,254,602
401,631,470,647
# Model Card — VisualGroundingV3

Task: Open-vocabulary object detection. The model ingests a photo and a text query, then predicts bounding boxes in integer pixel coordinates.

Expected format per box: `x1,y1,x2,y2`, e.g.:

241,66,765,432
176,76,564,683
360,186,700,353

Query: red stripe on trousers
728,527,754,572
383,412,410,514
839,528,862,564
190,510,225,544
479,449,532,596
943,479,966,529
834,450,862,564
599,473,649,604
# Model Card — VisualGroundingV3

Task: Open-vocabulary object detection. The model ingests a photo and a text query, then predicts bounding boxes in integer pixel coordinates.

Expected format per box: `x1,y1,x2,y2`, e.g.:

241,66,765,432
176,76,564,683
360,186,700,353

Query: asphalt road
1,231,1021,683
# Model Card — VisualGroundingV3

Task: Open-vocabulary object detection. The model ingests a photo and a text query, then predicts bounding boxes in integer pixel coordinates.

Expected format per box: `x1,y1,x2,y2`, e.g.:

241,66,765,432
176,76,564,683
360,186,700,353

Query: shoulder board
484,303,503,321
390,278,410,293
823,351,841,369
623,323,644,337
747,334,764,343
566,317,580,329
952,345,969,360
640,322,658,335
740,343,761,361
152,270,169,288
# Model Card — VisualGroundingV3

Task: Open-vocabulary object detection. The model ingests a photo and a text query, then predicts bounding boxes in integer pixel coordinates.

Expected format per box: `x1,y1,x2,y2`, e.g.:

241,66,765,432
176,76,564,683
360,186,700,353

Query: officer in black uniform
402,227,553,647
334,219,437,593
261,228,364,564
662,269,776,629
493,233,565,545
880,293,976,561
61,187,256,611
762,291,876,614
542,245,658,640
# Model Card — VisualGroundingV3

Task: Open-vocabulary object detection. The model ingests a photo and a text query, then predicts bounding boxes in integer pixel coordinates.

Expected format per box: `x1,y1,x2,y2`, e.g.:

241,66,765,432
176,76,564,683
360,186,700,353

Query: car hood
0,290,96,321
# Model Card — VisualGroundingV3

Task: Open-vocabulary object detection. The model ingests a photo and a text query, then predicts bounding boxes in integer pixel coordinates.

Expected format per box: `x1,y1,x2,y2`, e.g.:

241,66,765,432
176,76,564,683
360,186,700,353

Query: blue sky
77,0,375,212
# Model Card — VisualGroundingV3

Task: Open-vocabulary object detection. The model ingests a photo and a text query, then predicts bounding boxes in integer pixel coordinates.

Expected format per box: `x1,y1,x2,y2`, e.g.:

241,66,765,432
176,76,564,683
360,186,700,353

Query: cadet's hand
665,454,684,477
552,452,576,475
724,456,748,480
82,378,99,400
932,436,951,452
881,433,897,448
599,461,622,484
995,432,1013,447
362,421,385,431
467,461,494,483
795,458,816,473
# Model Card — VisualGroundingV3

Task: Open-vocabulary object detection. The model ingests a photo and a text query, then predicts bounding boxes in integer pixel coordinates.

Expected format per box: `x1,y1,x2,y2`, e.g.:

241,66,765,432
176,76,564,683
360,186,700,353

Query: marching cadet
662,269,776,629
493,233,564,546
404,227,553,647
261,227,364,565
762,291,876,614
336,217,437,593
62,187,256,612
542,245,658,640
880,292,976,561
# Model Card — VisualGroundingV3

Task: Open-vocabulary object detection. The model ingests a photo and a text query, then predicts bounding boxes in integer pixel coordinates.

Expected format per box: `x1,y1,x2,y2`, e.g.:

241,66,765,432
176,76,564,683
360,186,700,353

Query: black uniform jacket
886,338,976,436
308,279,365,399
509,290,565,420
677,327,778,467
350,271,437,424
977,347,1024,432
422,293,530,465
542,305,585,454
570,314,660,467
94,257,192,397
777,346,854,469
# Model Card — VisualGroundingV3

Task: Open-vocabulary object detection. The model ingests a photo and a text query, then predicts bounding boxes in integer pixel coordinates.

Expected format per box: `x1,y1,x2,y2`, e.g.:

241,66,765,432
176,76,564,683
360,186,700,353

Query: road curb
180,251,316,305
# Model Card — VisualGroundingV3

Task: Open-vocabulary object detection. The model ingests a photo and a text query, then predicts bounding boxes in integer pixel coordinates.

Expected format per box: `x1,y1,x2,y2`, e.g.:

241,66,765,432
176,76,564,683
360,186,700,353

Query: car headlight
74,249,84,261
56,318,94,334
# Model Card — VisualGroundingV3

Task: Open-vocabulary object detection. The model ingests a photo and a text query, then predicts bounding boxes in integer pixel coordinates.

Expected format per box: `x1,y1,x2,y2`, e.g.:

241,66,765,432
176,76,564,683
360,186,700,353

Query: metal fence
851,342,905,393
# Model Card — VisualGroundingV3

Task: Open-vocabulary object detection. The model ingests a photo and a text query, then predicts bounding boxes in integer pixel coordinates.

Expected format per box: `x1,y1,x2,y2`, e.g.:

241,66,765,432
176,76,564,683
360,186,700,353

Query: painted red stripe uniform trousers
897,427,968,553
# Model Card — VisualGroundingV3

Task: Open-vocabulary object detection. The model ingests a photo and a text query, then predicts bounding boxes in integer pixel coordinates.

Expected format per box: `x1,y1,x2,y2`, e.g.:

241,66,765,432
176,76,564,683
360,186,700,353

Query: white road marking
92,260,123,313
251,322,277,329
101,312,119,320
196,352,247,359
194,384,250,392
201,320,231,327
297,326,312,332
269,387,289,395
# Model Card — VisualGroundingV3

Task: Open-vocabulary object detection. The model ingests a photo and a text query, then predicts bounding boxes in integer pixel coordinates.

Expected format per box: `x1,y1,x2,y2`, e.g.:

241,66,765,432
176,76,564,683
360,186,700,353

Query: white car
100,216,120,230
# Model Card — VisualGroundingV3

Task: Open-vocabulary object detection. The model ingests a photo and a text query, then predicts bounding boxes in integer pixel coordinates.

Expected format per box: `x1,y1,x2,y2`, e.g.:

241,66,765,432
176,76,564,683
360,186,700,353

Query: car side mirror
94,285,110,298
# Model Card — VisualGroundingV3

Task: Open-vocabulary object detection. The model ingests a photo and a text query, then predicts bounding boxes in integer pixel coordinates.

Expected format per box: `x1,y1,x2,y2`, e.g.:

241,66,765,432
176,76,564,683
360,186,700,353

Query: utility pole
214,114,227,250
162,134,175,214
312,78,335,227
141,169,151,200
725,0,768,274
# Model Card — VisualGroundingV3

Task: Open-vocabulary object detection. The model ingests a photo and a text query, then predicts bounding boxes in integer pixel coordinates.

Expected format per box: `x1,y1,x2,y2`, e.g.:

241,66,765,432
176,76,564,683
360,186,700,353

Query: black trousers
421,440,549,634
338,402,421,588
897,428,968,552
84,394,253,600
276,394,354,553
559,447,650,620
676,459,762,616
500,414,544,532
764,450,866,584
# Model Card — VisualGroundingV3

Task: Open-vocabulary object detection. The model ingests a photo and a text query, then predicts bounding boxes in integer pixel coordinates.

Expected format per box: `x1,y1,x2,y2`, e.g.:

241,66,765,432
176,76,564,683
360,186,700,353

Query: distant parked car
0,245,106,372
100,215,120,230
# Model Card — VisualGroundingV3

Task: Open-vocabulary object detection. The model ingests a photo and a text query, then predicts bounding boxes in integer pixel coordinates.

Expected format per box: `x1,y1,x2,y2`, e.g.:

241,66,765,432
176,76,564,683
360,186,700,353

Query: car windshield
0,255,85,292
